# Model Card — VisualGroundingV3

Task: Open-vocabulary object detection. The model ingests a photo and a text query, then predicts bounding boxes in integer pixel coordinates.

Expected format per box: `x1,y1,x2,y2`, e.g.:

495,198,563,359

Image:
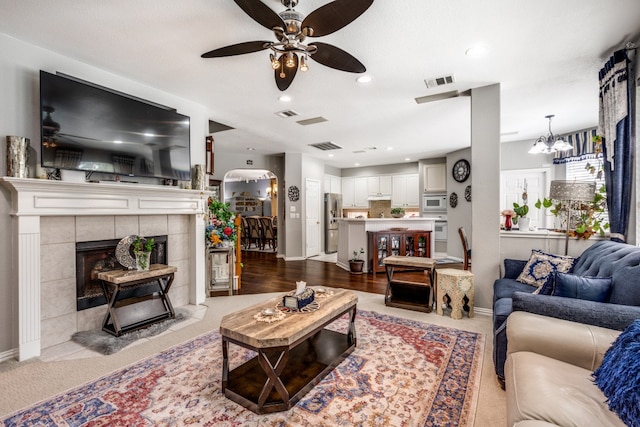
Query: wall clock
449,192,458,208
452,159,470,183
287,185,300,202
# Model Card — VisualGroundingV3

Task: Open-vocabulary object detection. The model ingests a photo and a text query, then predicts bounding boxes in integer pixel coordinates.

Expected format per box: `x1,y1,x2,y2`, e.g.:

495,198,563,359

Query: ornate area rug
1,310,484,427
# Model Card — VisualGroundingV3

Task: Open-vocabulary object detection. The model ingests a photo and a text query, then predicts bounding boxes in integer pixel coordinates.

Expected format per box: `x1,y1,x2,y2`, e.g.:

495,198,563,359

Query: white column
190,213,206,305
15,215,41,360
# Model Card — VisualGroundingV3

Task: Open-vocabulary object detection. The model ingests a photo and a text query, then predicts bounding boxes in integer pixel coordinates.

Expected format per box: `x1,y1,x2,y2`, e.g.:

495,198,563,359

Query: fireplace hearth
76,235,167,310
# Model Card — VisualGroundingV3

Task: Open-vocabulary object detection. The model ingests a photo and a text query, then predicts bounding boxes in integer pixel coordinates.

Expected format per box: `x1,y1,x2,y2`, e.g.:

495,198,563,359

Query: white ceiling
1,0,640,169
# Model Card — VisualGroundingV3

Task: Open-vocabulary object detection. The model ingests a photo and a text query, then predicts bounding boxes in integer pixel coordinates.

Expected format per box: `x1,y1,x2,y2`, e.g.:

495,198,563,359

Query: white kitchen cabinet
392,174,419,208
342,177,368,207
367,175,392,196
324,174,342,194
423,163,447,193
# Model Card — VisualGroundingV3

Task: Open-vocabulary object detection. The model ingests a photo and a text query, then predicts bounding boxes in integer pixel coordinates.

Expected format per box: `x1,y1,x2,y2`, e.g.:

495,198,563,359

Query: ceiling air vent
424,74,455,89
297,116,328,126
309,141,342,151
275,109,300,118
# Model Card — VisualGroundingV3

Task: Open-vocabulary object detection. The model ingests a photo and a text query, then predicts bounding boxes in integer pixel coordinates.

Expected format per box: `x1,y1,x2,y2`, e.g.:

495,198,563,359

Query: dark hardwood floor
220,251,462,296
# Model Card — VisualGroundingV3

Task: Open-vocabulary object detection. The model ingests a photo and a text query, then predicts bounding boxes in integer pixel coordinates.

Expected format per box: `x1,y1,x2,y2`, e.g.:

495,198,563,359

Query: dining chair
458,227,471,271
259,216,277,251
245,216,263,249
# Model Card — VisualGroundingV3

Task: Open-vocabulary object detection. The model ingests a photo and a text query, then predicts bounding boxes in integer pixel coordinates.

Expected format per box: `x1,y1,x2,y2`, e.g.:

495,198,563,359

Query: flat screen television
40,71,191,181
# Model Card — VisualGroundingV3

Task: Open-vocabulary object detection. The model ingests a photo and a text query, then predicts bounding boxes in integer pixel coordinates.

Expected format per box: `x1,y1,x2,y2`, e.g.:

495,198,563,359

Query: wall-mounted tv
40,71,191,181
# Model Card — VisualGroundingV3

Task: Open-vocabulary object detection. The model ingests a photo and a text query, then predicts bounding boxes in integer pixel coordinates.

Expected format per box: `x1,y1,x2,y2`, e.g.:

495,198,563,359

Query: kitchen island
337,218,436,273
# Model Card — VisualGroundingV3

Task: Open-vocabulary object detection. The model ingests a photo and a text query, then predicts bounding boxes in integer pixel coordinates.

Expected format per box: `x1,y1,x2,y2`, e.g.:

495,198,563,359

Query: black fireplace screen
75,235,167,310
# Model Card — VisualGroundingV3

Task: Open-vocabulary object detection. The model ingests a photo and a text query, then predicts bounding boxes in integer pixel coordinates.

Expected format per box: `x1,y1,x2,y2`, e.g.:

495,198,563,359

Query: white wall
0,34,209,356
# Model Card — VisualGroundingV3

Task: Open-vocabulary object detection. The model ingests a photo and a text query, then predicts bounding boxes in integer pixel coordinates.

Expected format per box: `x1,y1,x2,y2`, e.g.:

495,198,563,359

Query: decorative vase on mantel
135,250,151,271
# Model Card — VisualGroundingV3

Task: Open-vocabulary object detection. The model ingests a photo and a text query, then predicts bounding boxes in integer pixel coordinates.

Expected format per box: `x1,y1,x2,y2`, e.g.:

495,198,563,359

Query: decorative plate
449,192,458,208
452,159,471,183
115,235,137,269
288,185,300,202
465,185,472,202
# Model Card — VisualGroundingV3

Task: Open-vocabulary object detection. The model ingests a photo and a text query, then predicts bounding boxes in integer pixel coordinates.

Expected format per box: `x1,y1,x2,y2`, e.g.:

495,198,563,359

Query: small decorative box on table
382,255,437,312
436,268,474,319
97,264,176,336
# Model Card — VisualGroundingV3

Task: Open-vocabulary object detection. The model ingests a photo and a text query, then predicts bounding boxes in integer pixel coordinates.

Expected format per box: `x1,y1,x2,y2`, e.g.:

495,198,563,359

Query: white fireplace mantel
1,177,208,361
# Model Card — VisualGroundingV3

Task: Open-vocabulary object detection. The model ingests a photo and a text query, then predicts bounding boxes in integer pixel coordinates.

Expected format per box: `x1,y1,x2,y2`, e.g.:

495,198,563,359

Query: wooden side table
382,255,437,312
436,268,474,319
97,264,177,336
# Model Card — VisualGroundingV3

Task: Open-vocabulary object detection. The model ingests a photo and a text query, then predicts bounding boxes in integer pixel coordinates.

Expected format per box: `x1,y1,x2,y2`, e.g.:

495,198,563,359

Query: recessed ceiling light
405,158,411,161
354,163,360,166
113,140,123,144
328,153,334,157
278,95,292,102
246,147,255,151
356,75,373,84
386,147,393,151
465,45,489,57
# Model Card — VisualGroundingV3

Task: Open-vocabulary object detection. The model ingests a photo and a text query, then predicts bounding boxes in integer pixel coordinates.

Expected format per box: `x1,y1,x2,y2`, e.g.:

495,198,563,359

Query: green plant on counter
390,207,405,216
512,202,529,224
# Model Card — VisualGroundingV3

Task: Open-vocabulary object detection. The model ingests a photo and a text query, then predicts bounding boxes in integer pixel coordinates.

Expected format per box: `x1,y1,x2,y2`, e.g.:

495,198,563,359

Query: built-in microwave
423,194,447,211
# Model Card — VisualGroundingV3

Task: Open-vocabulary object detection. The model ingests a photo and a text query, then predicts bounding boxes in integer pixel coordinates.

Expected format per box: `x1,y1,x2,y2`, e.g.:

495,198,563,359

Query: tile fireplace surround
0,177,208,361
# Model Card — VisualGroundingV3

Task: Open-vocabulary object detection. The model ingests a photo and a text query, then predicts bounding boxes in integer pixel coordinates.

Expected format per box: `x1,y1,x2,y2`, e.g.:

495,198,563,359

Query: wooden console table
383,255,437,312
97,264,177,336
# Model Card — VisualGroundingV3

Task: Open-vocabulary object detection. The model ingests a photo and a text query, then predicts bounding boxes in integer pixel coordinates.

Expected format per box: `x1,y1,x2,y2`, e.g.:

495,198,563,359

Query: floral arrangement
206,197,237,247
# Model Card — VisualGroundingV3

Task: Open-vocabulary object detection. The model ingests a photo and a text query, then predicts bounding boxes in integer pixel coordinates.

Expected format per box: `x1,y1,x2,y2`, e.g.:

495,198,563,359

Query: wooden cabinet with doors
367,230,431,278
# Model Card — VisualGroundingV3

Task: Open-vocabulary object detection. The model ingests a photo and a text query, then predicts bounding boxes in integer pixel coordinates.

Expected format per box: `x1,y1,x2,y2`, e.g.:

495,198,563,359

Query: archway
222,169,278,217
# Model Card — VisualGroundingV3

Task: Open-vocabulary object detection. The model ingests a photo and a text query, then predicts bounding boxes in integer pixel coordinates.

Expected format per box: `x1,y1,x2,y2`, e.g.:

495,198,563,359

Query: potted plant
390,207,405,218
349,248,365,274
132,236,155,271
512,202,530,231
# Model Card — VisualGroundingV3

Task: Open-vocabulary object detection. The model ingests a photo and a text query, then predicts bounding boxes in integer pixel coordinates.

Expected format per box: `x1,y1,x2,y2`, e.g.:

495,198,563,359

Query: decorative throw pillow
593,319,640,426
532,271,556,295
552,272,612,302
516,250,576,287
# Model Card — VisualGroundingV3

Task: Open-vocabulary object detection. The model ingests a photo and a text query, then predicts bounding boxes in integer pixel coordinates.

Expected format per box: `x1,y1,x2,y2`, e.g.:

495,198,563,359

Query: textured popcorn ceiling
1,0,639,167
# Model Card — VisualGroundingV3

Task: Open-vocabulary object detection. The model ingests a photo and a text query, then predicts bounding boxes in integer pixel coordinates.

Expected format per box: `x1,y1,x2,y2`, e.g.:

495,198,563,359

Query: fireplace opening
75,235,167,310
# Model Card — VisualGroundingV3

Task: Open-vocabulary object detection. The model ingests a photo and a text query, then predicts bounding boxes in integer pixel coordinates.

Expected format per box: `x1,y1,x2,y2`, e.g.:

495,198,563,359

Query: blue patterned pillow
552,272,612,302
516,250,576,288
593,320,640,426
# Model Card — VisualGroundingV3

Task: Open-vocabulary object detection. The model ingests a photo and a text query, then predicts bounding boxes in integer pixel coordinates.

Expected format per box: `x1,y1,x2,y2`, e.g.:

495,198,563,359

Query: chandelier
528,115,573,154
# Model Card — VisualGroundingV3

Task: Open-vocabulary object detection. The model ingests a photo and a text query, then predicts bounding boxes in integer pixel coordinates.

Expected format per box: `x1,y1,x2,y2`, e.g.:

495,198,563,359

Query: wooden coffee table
220,287,357,414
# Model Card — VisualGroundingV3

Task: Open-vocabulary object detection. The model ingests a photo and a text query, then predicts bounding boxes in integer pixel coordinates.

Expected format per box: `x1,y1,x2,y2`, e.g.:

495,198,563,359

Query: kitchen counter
336,218,435,273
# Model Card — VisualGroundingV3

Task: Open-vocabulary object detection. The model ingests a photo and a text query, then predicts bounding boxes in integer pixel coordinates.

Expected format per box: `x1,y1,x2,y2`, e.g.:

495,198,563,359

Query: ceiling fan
201,0,373,91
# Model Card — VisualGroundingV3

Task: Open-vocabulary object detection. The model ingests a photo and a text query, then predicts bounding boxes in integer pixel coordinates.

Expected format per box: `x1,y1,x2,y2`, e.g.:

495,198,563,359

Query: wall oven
423,194,447,212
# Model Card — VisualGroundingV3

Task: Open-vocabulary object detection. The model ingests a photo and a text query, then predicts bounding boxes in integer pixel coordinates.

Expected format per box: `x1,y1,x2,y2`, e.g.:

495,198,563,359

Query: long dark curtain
598,48,635,243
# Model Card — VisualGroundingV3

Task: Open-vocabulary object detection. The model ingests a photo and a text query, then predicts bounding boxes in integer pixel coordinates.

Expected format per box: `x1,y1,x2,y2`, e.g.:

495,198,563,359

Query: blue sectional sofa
492,240,640,384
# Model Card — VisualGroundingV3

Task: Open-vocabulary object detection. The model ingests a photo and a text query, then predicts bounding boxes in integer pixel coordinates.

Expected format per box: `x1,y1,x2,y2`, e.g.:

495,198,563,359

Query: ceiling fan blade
275,54,298,91
302,0,373,37
234,0,284,31
201,41,272,58
308,42,366,73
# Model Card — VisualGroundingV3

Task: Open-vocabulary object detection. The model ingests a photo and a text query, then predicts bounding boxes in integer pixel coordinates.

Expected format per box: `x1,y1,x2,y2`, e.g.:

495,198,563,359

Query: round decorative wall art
465,185,471,202
449,192,458,208
287,185,300,202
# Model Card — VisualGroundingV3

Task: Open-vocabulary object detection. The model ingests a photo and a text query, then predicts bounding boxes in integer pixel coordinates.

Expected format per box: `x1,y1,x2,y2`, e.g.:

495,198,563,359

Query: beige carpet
0,291,506,425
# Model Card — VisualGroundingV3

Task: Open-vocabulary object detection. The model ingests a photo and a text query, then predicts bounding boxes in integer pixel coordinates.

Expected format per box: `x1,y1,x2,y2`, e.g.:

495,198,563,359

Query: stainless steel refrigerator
324,193,342,253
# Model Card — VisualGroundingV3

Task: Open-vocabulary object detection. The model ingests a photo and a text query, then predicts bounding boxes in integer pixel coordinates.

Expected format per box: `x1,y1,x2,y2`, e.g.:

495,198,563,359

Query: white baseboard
0,347,18,363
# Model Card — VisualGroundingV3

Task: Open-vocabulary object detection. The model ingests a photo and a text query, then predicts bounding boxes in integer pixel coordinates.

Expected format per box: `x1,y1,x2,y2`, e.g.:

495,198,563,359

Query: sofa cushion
552,272,612,302
505,351,626,427
494,278,536,302
504,258,529,279
516,250,576,287
571,240,640,306
593,319,640,427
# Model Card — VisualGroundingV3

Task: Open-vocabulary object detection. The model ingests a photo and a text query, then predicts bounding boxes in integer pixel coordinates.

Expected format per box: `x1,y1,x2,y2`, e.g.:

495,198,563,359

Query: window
564,156,609,225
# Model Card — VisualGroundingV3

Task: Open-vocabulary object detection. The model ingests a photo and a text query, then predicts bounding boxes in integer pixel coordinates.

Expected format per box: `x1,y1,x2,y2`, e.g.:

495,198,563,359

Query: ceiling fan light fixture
285,52,296,68
300,55,309,72
270,53,280,69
